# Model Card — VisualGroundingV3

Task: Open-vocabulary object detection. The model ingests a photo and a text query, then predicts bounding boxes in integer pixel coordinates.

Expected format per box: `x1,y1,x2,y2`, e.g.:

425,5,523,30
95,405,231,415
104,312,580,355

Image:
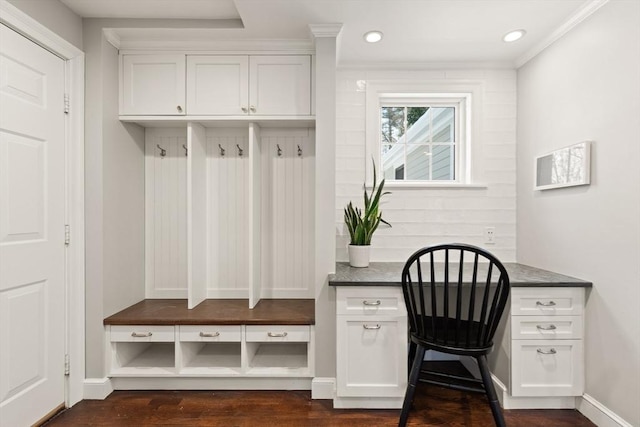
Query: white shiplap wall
335,69,517,262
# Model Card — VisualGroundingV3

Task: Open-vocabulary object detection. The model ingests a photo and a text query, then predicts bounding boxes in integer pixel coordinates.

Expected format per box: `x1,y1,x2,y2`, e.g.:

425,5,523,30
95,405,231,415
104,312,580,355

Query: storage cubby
246,342,309,372
180,342,242,375
111,342,176,375
143,123,315,308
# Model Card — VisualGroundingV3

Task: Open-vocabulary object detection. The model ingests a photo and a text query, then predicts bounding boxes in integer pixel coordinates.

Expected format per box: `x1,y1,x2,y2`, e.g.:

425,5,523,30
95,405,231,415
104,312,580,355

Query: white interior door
0,24,66,426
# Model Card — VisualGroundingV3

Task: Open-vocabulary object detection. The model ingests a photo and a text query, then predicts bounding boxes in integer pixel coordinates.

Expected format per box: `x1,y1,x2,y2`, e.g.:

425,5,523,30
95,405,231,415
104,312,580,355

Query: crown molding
309,23,343,38
103,29,121,49
113,37,314,53
515,0,610,68
338,60,515,71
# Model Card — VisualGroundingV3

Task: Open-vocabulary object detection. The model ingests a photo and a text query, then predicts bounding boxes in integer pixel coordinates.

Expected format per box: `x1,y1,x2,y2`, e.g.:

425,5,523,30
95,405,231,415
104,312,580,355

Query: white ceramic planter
348,245,370,268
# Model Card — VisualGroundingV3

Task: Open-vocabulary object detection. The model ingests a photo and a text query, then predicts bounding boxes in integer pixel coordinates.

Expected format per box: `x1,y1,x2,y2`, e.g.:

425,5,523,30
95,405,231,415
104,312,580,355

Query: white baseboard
110,377,312,390
311,377,335,400
577,394,633,427
491,375,575,410
83,378,113,400
333,396,404,409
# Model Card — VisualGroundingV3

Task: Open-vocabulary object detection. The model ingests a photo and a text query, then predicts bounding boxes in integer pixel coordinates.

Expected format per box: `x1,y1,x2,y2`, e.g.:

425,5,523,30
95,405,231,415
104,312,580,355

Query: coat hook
157,144,166,158
183,144,188,156
297,145,302,157
218,144,225,157
237,144,243,157
277,144,282,157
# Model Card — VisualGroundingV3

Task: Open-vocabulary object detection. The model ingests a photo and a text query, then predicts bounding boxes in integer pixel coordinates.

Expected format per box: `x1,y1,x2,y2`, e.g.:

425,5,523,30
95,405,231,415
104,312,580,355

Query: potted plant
344,162,391,267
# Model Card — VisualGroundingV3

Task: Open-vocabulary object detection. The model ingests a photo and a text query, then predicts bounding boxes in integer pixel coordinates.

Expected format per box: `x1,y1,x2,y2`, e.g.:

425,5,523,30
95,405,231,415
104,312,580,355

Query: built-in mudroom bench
104,299,315,390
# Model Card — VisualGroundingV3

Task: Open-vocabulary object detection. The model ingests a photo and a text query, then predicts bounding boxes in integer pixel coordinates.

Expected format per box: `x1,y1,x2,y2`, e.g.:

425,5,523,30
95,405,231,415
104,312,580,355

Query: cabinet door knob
249,105,256,113
177,105,183,113
131,332,153,338
536,348,557,355
199,332,220,338
363,324,381,330
536,324,557,331
241,107,248,113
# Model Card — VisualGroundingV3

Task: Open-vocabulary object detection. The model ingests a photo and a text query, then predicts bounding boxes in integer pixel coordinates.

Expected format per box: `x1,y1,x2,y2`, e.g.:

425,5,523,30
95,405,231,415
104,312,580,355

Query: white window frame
366,80,484,188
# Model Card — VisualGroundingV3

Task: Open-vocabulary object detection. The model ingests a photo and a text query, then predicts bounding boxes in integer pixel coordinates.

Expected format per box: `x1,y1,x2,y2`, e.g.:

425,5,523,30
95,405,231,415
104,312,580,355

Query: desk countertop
328,262,592,288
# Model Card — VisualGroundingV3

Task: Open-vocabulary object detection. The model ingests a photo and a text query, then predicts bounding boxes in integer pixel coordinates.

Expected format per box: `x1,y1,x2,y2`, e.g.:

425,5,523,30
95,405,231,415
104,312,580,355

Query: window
380,103,458,181
366,81,480,187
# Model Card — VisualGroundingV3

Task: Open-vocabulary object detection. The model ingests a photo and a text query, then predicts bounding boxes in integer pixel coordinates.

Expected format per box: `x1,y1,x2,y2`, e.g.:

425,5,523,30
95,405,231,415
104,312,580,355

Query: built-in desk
329,262,592,409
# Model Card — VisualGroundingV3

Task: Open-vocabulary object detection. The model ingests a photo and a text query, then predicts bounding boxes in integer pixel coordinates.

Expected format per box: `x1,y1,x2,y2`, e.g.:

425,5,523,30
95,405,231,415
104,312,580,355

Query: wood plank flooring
44,387,595,426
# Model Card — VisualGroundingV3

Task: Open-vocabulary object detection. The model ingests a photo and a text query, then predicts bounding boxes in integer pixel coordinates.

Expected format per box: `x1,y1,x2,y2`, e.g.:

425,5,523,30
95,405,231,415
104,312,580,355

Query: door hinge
64,94,70,114
64,354,70,376
65,225,70,246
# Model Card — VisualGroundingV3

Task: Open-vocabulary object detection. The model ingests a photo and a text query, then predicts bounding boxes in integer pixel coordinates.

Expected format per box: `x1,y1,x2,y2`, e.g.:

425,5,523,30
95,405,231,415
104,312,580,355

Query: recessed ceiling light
364,31,383,43
503,29,526,42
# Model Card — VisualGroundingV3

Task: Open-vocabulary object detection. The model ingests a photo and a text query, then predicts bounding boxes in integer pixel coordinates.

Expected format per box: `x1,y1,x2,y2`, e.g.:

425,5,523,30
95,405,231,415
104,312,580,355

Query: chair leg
399,344,426,427
476,355,506,427
408,341,417,373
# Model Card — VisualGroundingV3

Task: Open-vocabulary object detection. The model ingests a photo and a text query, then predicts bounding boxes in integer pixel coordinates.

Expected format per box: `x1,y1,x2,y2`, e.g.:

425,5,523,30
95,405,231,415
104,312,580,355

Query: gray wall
516,1,640,424
7,0,82,49
83,19,145,378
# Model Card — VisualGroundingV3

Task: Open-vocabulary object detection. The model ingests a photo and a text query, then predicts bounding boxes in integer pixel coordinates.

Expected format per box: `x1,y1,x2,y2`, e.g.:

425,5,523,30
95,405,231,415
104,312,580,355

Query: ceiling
60,0,593,67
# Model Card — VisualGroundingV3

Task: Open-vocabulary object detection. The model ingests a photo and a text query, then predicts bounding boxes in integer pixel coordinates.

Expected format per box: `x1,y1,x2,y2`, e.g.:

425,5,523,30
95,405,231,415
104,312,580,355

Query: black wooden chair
398,243,510,427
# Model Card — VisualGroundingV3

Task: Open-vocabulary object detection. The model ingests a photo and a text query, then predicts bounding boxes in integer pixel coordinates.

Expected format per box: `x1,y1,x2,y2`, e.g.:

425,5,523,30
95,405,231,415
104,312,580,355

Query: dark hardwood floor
45,387,595,426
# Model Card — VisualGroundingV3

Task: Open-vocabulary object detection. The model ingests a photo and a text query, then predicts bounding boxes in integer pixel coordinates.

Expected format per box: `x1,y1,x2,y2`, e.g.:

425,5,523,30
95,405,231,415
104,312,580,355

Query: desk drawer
179,325,241,342
110,325,175,342
511,316,582,340
336,287,405,316
511,288,584,316
245,325,310,342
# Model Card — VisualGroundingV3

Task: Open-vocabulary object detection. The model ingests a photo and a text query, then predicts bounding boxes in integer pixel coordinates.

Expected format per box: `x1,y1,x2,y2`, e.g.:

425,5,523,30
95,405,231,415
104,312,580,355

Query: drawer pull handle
536,348,557,355
199,332,220,338
267,332,288,338
363,300,381,306
536,301,556,307
363,324,381,330
131,332,152,338
536,324,557,331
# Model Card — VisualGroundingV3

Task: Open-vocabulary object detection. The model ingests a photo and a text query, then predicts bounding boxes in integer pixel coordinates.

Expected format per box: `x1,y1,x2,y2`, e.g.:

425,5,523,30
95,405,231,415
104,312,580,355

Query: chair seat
410,316,494,356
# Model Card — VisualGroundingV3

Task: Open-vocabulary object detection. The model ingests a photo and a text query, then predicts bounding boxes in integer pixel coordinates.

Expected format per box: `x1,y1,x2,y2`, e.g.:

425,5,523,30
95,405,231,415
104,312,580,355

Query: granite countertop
328,262,592,288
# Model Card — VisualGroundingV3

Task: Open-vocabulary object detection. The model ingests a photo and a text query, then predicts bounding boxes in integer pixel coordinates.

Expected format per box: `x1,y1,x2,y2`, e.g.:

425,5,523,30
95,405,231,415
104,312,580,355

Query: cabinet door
336,316,407,397
249,56,311,116
121,54,186,115
186,56,249,115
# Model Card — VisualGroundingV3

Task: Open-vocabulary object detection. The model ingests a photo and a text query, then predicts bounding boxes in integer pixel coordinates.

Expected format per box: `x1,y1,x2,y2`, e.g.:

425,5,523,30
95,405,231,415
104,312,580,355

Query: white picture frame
534,141,591,191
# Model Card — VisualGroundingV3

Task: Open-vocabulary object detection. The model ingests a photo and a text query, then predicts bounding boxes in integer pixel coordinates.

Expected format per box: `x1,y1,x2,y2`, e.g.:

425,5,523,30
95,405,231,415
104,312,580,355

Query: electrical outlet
485,227,496,244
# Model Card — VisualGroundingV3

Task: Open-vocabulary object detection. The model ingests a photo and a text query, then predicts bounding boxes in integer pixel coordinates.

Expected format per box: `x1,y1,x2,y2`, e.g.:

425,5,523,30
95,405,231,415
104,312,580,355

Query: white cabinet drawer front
336,287,405,316
511,288,584,316
179,325,242,342
245,325,310,342
110,325,175,342
511,340,584,397
511,316,583,340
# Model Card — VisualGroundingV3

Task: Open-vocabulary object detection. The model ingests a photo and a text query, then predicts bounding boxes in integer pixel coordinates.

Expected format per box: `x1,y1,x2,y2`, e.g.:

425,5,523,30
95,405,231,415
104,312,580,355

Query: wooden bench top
104,299,315,326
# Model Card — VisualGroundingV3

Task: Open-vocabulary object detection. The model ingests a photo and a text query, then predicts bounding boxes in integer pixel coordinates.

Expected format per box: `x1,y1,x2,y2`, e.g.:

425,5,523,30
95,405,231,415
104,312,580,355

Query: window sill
372,181,488,189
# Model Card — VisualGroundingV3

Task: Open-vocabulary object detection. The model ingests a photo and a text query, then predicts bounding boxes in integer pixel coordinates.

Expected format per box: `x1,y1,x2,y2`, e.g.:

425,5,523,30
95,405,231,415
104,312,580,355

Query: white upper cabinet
249,56,311,116
186,56,249,115
121,54,186,115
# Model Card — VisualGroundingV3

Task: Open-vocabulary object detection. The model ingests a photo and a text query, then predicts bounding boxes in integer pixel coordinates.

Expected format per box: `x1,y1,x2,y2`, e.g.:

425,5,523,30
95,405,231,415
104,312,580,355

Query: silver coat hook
183,144,188,156
237,144,243,157
277,144,282,157
297,145,302,157
218,144,225,156
157,144,166,158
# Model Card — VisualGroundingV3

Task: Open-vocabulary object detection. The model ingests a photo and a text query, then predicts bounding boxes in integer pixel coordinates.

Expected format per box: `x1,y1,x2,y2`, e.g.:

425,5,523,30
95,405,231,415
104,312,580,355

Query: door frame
0,0,85,407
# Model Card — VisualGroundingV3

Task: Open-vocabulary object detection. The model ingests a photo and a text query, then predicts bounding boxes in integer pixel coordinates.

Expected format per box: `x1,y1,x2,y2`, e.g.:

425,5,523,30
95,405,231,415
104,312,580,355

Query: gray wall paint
516,1,640,424
83,19,145,378
7,0,82,49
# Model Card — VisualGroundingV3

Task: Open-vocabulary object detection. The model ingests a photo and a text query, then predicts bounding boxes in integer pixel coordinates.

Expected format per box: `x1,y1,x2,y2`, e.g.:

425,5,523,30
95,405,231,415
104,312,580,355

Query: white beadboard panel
206,128,250,298
145,128,188,298
335,69,517,263
260,128,315,298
